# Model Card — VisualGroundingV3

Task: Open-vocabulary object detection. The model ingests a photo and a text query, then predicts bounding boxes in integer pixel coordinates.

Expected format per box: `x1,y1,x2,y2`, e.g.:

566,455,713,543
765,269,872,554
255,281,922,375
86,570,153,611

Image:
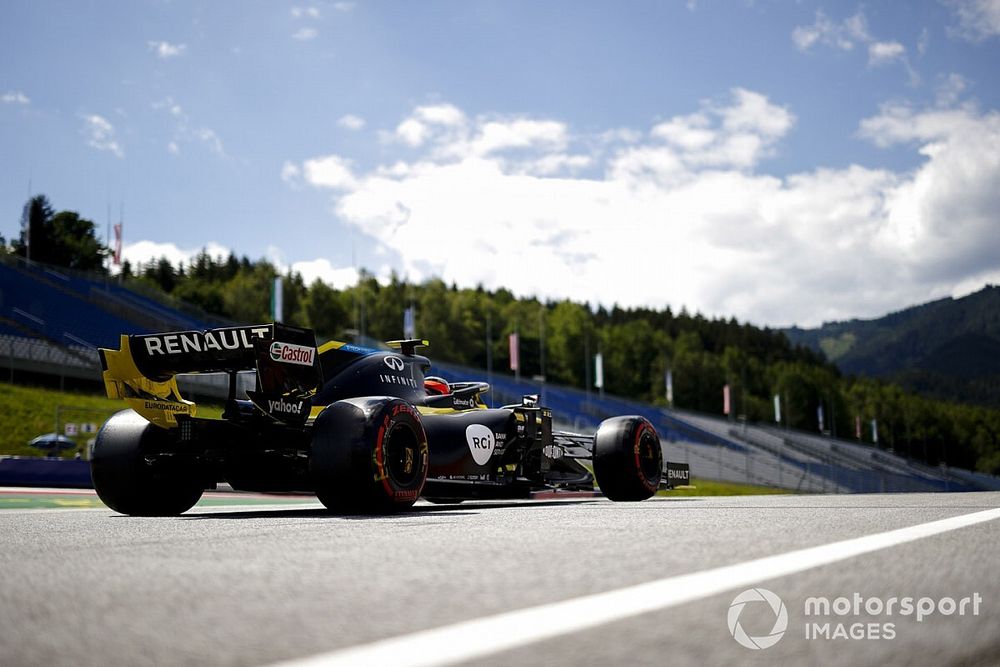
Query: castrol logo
269,341,315,366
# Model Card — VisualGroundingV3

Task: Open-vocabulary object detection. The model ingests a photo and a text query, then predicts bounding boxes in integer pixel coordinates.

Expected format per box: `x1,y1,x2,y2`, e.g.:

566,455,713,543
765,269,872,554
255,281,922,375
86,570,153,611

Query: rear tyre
310,398,429,514
592,416,662,502
91,409,204,516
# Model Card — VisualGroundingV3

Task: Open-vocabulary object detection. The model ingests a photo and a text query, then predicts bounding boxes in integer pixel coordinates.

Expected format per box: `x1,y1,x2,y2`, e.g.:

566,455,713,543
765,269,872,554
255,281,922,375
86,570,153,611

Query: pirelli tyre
310,397,429,514
91,409,204,516
592,416,663,502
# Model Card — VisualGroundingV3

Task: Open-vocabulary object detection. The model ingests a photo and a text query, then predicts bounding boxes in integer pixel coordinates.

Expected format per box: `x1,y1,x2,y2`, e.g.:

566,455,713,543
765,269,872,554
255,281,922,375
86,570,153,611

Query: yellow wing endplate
101,335,196,428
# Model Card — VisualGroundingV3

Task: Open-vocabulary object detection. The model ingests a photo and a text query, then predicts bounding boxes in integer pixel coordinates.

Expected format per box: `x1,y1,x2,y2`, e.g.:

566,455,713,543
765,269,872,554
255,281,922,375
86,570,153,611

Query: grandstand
3,255,998,493
430,362,988,493
0,256,242,396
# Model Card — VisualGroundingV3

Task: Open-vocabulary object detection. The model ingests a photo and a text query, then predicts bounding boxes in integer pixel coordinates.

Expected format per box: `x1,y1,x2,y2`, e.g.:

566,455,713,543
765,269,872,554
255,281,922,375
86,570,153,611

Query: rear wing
99,323,321,428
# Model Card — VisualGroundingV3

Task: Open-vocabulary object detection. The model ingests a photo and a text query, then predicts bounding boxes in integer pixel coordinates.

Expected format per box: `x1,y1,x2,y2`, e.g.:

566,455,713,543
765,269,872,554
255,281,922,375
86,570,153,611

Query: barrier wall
0,457,93,488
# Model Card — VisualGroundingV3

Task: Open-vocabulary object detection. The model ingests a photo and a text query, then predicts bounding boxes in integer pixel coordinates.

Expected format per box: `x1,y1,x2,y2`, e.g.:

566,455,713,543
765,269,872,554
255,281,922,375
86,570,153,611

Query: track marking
270,507,1000,667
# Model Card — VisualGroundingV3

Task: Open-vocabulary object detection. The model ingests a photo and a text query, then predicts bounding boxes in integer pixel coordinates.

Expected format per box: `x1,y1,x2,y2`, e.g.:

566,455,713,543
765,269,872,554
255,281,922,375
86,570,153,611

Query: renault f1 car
93,323,690,515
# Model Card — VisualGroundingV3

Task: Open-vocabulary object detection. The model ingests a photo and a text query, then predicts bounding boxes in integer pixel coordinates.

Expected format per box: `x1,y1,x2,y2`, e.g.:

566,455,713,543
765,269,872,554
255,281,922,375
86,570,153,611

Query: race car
93,323,690,515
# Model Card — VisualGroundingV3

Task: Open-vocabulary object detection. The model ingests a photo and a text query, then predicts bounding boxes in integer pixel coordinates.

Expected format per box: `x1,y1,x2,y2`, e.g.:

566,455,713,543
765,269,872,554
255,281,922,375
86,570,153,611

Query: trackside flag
271,276,283,323
594,353,604,389
723,384,731,415
817,404,825,432
665,369,673,406
774,394,781,423
113,223,122,265
872,418,879,444
855,415,862,439
403,307,416,339
509,333,520,371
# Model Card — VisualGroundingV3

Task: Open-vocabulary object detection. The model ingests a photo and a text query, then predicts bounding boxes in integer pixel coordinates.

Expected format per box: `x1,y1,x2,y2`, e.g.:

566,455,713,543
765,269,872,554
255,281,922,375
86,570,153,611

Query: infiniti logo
728,588,788,650
384,355,405,371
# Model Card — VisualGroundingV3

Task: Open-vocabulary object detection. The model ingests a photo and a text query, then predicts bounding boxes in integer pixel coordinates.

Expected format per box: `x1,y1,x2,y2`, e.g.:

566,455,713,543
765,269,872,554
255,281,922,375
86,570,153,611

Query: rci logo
728,588,788,650
464,424,495,465
384,355,404,371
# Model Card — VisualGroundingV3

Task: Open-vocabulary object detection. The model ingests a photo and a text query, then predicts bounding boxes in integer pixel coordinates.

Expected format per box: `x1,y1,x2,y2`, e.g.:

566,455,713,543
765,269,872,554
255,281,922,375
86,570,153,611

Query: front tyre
91,409,204,516
592,416,662,502
310,398,429,514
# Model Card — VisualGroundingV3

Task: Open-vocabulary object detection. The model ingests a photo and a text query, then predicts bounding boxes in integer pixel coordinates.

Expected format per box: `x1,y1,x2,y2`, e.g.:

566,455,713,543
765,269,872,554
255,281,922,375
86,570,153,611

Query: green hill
785,286,1000,407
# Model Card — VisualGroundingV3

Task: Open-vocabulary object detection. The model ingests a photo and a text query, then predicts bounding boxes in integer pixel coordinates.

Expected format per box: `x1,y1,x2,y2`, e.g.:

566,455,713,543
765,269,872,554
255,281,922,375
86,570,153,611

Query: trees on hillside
12,195,108,272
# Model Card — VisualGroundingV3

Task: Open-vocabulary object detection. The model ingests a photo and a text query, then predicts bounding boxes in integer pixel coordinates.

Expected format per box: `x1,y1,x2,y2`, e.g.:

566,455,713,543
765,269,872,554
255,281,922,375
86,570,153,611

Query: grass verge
0,383,220,457
658,478,792,496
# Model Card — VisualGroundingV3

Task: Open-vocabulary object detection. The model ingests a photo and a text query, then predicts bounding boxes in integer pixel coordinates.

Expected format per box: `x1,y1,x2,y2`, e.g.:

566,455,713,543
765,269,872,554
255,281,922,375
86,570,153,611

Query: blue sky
3,1,1000,326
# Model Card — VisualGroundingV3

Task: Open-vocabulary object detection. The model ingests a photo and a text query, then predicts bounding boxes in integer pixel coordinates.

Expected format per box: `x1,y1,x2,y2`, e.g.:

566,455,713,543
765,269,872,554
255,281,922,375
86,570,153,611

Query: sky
2,0,1000,328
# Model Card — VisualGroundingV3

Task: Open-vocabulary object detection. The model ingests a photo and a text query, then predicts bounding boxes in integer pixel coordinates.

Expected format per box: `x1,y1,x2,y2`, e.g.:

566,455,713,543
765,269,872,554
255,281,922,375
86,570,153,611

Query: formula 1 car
93,323,690,515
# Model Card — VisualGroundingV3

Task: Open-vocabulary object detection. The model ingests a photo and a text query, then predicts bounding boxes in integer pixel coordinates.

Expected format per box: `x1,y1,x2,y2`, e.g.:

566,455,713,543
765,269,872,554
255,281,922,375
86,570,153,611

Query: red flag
113,223,122,265
723,384,731,415
508,333,519,372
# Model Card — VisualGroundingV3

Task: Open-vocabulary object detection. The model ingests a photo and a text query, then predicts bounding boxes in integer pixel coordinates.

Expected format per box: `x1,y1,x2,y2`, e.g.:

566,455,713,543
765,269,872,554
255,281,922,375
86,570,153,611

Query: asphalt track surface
2,491,999,667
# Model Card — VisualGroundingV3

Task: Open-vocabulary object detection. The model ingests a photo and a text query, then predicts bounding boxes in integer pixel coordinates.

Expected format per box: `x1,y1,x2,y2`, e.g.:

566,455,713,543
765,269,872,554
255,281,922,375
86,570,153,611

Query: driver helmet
424,376,451,396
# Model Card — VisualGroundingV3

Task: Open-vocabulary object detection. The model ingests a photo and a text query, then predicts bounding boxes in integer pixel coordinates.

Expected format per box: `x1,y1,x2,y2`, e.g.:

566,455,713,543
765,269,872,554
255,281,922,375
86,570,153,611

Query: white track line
270,507,1000,667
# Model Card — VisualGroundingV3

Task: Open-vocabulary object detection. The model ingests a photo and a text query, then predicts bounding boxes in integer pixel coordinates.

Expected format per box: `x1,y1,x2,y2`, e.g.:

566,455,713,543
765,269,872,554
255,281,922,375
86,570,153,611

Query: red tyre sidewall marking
375,414,395,498
633,421,658,492
380,404,426,503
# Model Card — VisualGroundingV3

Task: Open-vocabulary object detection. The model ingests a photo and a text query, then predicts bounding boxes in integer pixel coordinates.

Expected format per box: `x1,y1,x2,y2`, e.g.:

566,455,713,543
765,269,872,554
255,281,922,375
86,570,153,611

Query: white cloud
616,88,794,177
123,240,359,290
148,41,187,58
468,119,567,156
395,118,428,146
291,6,321,19
935,73,968,107
519,154,592,176
413,103,467,127
859,104,1000,284
947,0,1000,42
152,96,225,157
392,104,467,147
82,114,123,158
282,94,1000,327
333,2,356,11
792,10,868,52
793,11,916,83
291,258,359,289
303,155,357,189
868,41,906,65
338,114,366,130
292,27,318,41
652,113,715,150
917,27,931,55
2,91,29,105
281,160,302,183
195,127,225,155
122,240,231,269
